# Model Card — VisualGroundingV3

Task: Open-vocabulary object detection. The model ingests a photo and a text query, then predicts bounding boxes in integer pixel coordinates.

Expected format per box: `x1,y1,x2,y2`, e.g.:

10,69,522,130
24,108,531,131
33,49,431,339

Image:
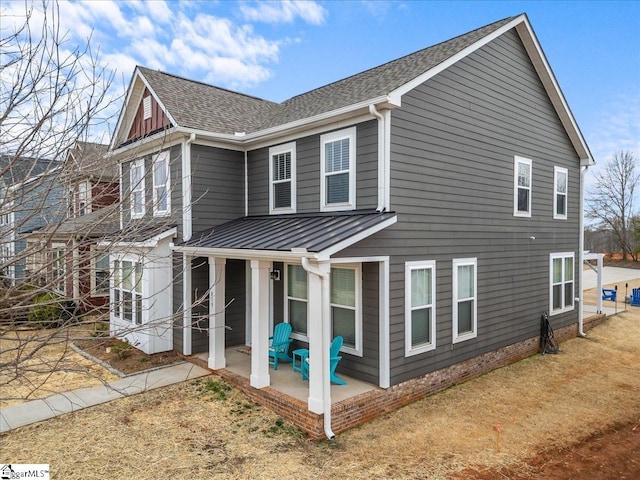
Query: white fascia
103,227,177,250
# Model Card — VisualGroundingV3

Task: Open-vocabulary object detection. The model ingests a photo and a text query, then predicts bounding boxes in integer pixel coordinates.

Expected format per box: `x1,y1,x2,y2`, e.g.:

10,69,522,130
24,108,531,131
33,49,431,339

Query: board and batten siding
340,28,581,385
247,121,379,215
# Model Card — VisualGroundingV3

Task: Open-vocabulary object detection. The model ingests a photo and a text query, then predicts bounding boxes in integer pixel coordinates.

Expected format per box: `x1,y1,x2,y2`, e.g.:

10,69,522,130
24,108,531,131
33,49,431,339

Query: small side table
292,348,309,377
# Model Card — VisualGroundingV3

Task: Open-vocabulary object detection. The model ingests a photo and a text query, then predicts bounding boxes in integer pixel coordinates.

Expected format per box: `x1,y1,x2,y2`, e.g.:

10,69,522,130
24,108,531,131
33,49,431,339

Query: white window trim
320,127,356,212
112,254,144,325
152,151,171,217
553,166,568,220
330,263,362,356
452,257,478,344
405,260,436,356
51,243,66,294
91,247,110,297
269,142,296,214
549,252,575,315
78,180,90,216
130,159,145,219
513,156,532,217
284,263,308,341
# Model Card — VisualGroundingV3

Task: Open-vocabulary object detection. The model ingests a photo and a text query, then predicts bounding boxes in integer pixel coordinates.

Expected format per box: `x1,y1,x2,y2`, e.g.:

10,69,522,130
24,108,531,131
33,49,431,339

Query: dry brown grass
0,322,118,408
2,302,639,479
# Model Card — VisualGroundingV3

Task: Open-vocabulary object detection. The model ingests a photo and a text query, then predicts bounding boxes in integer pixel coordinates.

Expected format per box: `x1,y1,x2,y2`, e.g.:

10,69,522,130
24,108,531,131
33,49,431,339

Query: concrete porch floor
195,346,377,404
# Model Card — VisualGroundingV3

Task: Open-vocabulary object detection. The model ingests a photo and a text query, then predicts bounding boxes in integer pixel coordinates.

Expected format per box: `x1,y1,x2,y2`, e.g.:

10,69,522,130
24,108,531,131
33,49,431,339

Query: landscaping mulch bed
74,337,184,375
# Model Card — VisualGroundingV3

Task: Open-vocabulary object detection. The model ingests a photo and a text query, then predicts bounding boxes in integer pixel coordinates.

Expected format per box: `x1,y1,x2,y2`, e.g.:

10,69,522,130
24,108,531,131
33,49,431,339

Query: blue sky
3,0,639,178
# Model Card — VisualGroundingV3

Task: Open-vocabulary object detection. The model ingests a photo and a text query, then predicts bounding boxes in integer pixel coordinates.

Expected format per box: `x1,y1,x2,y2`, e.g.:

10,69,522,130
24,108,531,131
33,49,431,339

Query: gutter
577,164,588,337
301,256,335,440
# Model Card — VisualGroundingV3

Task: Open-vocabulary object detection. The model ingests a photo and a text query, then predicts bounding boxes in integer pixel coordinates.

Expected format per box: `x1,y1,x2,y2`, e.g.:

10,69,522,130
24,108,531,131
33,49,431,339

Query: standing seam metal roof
180,210,396,253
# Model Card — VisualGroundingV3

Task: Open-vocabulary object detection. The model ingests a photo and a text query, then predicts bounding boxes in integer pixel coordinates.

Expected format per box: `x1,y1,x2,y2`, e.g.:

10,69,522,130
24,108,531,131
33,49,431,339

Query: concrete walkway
582,266,639,290
0,361,209,433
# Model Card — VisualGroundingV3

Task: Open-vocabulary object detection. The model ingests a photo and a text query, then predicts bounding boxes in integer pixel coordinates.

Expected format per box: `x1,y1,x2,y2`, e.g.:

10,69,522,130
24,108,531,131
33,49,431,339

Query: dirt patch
454,420,640,479
74,337,184,375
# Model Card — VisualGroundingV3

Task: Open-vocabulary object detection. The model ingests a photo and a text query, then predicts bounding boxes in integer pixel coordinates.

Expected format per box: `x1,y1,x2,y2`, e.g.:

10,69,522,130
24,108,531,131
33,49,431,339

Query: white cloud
239,0,327,25
586,93,640,164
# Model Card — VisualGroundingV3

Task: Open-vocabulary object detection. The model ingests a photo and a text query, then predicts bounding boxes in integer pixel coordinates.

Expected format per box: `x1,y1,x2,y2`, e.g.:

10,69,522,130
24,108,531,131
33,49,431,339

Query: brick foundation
187,314,606,439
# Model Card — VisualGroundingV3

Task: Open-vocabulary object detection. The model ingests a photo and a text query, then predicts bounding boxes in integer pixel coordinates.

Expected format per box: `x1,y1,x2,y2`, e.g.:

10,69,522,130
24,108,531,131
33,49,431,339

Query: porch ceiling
175,209,396,260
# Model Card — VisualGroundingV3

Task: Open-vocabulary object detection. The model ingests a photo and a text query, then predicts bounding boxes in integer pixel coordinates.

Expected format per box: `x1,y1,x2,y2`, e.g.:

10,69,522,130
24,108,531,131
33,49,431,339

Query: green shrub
28,293,75,328
92,321,110,337
111,339,133,360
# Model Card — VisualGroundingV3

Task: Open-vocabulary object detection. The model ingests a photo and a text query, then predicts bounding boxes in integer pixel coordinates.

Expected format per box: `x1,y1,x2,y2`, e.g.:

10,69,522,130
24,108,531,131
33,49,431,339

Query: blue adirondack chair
302,336,347,385
630,288,640,307
602,288,616,301
268,322,293,370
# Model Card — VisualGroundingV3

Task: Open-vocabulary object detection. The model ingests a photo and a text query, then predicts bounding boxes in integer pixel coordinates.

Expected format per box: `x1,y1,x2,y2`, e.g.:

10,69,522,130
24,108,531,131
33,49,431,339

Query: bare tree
586,151,639,261
0,0,123,403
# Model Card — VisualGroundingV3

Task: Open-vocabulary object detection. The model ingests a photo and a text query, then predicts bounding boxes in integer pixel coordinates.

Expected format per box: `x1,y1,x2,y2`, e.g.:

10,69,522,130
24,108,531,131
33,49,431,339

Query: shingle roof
181,210,396,254
138,67,279,135
67,142,116,180
138,16,516,135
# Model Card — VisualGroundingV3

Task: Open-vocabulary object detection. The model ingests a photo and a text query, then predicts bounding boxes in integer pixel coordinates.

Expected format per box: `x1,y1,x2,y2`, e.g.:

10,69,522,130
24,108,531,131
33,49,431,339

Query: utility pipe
301,256,335,440
577,165,588,337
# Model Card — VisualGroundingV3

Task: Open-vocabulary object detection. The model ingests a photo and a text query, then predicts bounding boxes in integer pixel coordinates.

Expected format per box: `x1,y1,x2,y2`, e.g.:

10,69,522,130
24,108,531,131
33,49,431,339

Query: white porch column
208,257,227,369
250,259,271,388
182,253,192,355
306,261,329,414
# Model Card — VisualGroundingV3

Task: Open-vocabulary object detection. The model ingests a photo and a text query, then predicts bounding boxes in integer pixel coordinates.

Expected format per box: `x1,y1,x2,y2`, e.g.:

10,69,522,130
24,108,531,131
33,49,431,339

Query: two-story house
0,155,65,286
27,142,119,312
107,14,593,437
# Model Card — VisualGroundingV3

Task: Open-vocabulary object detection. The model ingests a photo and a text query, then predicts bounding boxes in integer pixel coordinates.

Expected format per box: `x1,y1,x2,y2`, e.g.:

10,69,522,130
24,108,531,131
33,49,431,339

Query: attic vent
143,96,152,120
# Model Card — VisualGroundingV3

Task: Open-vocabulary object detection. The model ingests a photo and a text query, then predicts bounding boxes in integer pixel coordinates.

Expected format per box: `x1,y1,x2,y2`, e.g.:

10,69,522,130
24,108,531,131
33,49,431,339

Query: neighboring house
0,155,65,285
27,142,120,311
107,14,593,437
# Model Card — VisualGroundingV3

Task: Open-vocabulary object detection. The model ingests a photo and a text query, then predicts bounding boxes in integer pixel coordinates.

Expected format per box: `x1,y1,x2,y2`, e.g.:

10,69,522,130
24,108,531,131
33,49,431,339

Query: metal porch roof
179,210,397,256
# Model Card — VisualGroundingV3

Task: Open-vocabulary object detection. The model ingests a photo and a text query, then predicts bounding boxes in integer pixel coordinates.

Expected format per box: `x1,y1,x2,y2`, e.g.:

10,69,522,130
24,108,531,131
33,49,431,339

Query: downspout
369,104,386,212
183,133,196,241
301,256,335,440
577,165,588,337
244,151,248,217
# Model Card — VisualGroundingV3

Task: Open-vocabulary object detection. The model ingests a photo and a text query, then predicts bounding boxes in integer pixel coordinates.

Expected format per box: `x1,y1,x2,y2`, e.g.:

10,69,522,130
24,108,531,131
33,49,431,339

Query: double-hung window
78,181,88,216
514,156,532,217
286,264,307,339
453,258,477,343
321,127,356,211
115,259,143,324
92,248,110,296
52,246,66,293
269,142,296,213
130,159,145,218
554,167,568,219
550,252,574,315
405,261,436,355
153,151,170,216
330,264,361,355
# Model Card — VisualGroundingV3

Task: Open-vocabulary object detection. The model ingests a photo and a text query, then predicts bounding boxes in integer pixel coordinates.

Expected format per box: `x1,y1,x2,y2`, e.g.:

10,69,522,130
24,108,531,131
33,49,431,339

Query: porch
193,347,377,404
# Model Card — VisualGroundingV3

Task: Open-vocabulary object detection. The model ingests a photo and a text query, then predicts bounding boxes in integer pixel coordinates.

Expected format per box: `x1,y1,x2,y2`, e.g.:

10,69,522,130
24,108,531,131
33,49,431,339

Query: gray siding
191,256,209,354
121,144,182,233
247,121,378,215
337,262,379,383
172,252,184,352
191,145,245,232
225,259,246,347
338,29,581,385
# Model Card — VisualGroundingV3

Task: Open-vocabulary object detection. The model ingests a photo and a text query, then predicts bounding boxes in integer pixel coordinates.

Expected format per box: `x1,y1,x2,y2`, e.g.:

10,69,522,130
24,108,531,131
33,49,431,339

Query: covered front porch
173,210,397,437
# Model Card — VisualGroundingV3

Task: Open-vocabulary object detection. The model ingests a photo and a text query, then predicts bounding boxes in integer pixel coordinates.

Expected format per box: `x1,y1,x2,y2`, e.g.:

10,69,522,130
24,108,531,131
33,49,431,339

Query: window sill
406,343,436,357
